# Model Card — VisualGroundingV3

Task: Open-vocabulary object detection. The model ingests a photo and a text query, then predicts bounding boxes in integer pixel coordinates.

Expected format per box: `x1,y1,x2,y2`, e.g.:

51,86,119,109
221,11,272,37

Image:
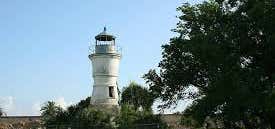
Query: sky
0,0,203,116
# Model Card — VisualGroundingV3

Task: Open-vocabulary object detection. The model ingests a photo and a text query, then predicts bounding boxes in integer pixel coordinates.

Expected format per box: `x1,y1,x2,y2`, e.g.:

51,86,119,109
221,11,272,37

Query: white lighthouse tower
89,27,121,108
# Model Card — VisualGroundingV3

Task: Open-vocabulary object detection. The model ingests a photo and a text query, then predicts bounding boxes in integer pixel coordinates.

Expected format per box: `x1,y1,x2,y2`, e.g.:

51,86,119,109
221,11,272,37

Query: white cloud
55,97,73,109
0,96,14,114
31,102,42,115
152,99,193,114
25,97,73,116
0,96,74,116
55,97,67,109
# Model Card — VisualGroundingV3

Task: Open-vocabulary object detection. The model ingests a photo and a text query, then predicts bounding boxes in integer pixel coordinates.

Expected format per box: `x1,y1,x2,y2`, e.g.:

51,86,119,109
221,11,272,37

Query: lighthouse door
109,86,114,98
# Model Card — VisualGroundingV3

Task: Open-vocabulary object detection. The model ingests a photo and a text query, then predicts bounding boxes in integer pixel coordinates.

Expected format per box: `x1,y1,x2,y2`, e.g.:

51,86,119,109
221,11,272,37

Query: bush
115,105,168,129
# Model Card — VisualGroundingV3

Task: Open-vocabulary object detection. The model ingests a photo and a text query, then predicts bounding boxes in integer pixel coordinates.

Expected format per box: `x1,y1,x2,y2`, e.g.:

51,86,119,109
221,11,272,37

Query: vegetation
71,107,113,129
40,97,113,129
40,101,63,125
41,87,167,129
121,82,154,111
180,110,199,128
115,104,168,129
144,0,275,128
116,82,168,129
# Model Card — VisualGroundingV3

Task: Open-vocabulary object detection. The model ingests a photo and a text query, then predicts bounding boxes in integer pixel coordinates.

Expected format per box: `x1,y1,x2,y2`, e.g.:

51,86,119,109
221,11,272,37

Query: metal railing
88,44,122,56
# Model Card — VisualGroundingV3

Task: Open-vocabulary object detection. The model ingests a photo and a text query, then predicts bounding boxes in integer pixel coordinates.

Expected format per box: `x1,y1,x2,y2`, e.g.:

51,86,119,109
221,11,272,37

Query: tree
121,82,154,111
66,96,91,120
40,101,63,127
115,104,168,129
144,0,275,128
72,107,113,129
40,97,114,129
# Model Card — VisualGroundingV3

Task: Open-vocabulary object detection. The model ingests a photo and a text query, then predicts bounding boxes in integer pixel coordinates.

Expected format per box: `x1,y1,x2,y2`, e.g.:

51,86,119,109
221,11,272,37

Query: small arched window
109,86,114,98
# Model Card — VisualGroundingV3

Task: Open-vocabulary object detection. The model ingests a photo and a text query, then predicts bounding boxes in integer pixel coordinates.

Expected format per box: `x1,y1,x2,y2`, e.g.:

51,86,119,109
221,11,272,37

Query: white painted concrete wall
89,45,121,106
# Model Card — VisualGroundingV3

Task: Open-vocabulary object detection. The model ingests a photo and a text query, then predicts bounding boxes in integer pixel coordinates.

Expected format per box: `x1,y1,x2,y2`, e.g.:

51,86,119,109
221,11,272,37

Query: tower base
90,104,120,116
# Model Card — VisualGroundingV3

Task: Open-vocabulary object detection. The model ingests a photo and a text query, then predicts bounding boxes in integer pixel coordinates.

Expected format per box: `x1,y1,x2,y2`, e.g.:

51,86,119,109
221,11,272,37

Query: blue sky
0,0,202,115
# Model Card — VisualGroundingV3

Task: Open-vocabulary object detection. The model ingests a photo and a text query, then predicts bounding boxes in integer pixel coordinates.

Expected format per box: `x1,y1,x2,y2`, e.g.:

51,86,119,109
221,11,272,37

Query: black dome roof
95,27,116,41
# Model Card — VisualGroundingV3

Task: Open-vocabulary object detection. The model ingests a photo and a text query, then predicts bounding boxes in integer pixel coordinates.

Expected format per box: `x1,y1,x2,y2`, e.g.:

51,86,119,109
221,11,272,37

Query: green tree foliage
121,82,154,111
66,96,91,120
41,96,169,129
115,105,168,129
180,108,200,129
40,101,63,126
144,0,275,128
71,107,113,129
119,89,169,129
41,97,113,129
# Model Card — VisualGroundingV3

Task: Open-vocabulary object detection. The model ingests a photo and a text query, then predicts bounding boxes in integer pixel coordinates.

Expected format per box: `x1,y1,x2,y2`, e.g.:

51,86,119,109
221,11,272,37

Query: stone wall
0,114,187,129
0,116,41,129
161,114,189,129
0,116,40,124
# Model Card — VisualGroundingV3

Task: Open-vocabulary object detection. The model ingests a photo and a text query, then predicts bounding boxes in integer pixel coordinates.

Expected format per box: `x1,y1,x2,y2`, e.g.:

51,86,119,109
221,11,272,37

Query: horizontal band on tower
92,74,118,77
93,84,117,87
89,53,121,58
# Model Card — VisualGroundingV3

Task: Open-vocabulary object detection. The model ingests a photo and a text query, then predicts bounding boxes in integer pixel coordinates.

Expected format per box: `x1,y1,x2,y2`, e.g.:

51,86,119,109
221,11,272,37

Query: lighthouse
89,27,121,108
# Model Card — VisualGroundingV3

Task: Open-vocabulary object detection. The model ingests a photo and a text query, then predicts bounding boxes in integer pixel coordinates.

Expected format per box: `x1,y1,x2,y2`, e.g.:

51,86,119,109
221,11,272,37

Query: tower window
109,87,114,98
